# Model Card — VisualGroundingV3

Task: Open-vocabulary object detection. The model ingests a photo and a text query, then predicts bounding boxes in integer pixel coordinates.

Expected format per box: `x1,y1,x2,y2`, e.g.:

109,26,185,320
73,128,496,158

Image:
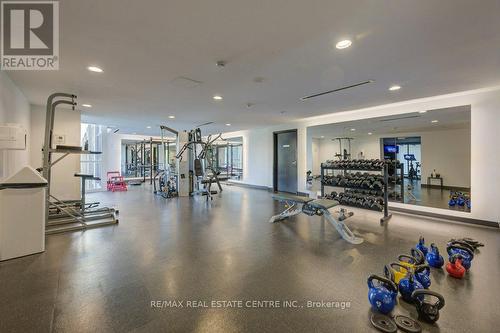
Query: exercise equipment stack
41,93,119,234
367,236,484,332
320,159,394,224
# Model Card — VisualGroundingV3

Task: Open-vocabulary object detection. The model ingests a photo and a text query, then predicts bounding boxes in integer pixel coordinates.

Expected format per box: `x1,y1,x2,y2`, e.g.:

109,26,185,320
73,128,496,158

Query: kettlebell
415,236,428,256
448,198,456,206
446,254,466,279
384,263,408,284
426,243,444,268
447,241,474,270
457,197,465,206
411,290,445,323
414,265,432,288
398,272,424,303
398,248,425,271
367,274,398,314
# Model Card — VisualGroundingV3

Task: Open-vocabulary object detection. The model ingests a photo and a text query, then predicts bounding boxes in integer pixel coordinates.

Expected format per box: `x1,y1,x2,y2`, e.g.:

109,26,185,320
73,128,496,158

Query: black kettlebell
411,290,445,323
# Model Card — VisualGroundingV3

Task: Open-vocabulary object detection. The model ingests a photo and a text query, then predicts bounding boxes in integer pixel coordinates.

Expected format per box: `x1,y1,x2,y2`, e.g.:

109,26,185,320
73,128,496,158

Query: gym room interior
0,1,499,332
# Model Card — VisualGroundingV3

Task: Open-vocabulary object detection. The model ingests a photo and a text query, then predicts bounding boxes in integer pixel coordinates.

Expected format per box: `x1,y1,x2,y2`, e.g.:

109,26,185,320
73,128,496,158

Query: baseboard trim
421,184,470,191
390,206,499,228
224,181,272,191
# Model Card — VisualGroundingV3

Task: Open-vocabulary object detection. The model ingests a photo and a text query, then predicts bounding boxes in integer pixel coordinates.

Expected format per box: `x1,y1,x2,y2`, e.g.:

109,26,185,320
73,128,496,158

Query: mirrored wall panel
307,105,471,212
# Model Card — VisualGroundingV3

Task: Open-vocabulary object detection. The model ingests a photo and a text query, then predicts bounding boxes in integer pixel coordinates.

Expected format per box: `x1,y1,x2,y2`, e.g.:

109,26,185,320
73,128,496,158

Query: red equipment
446,254,466,279
107,171,127,192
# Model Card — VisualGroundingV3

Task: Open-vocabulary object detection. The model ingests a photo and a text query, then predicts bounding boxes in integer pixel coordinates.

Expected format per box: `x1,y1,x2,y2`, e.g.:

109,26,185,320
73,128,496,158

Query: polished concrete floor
0,184,499,332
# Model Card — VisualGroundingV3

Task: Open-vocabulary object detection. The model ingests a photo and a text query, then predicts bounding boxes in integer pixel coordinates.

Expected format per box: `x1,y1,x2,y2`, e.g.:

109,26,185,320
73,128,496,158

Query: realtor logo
1,1,59,70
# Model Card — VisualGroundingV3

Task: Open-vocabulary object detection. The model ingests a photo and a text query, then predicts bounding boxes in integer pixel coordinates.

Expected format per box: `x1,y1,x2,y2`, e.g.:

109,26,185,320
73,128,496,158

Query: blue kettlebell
414,265,431,289
399,271,424,303
466,200,471,209
426,243,444,268
416,236,428,256
457,197,465,206
367,274,398,314
448,198,456,206
447,241,474,270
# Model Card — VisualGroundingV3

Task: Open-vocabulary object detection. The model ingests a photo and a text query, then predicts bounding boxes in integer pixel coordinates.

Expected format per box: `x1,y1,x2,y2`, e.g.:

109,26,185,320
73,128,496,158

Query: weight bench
270,193,363,244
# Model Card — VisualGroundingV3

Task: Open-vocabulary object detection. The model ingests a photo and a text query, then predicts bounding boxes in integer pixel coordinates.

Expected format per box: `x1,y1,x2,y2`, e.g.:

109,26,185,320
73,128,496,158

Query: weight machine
153,125,178,198
176,127,224,200
41,93,118,234
333,137,354,160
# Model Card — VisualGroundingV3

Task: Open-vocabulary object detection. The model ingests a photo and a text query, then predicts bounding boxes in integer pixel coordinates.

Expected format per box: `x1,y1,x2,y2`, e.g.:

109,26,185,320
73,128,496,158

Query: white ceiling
308,105,471,138
6,0,500,135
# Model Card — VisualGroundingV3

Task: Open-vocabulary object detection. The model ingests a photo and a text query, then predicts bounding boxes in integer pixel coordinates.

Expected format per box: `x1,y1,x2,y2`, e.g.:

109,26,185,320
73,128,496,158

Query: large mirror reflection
307,105,471,212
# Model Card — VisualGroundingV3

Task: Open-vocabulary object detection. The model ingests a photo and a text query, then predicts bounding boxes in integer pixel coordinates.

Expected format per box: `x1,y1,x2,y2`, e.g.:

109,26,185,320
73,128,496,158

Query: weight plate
394,315,422,333
370,313,397,333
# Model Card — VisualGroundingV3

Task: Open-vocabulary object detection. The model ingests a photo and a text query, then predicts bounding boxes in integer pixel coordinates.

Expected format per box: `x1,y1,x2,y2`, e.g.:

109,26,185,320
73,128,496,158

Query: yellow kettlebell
384,262,409,284
399,248,425,271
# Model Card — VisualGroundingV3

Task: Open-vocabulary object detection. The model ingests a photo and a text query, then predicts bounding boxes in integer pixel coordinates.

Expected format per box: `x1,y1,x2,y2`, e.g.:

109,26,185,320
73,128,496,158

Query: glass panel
80,123,104,191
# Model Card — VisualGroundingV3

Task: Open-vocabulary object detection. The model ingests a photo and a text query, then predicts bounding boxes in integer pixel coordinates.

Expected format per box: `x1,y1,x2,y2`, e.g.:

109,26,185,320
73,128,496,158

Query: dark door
274,130,297,193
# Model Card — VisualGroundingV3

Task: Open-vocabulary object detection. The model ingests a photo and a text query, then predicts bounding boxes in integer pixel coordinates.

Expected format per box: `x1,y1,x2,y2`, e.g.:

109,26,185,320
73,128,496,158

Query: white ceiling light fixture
419,110,427,114
81,104,92,108
431,120,439,123
225,123,231,126
320,136,325,138
335,39,352,49
213,95,223,100
146,126,151,129
87,66,103,73
168,115,175,119
389,85,401,91
368,132,373,135
350,128,356,131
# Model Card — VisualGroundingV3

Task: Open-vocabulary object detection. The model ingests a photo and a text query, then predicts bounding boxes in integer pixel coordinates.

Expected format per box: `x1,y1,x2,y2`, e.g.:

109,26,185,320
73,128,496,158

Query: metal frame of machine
41,93,118,234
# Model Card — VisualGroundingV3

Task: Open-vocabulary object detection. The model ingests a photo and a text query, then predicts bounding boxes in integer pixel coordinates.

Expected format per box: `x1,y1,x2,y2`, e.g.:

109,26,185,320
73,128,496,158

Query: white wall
420,128,470,187
223,86,500,223
30,105,81,200
315,127,471,188
311,138,321,175
0,72,30,180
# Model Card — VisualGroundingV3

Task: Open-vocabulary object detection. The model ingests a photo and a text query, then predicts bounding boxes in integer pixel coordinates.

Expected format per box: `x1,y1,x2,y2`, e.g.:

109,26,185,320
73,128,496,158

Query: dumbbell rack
320,163,392,224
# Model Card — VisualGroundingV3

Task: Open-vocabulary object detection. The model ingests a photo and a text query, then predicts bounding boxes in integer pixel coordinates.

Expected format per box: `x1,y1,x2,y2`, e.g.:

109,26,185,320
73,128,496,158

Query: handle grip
368,274,398,293
411,290,445,309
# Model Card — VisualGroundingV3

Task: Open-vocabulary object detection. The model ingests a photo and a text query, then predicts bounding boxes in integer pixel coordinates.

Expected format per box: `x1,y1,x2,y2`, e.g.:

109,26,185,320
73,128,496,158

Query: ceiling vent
379,115,420,122
171,76,202,88
301,80,374,101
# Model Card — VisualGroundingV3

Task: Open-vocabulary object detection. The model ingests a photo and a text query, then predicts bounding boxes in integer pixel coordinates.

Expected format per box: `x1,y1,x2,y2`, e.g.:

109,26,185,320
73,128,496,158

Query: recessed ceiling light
146,126,151,129
336,39,352,49
213,95,223,100
320,136,325,138
87,66,103,73
81,104,92,108
350,128,356,131
168,115,175,119
368,132,373,135
225,123,231,126
389,85,401,91
431,120,439,123
419,110,427,114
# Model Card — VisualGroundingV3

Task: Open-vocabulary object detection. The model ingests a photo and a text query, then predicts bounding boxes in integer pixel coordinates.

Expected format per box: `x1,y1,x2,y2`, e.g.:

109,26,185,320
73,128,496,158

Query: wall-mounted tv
384,145,399,154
